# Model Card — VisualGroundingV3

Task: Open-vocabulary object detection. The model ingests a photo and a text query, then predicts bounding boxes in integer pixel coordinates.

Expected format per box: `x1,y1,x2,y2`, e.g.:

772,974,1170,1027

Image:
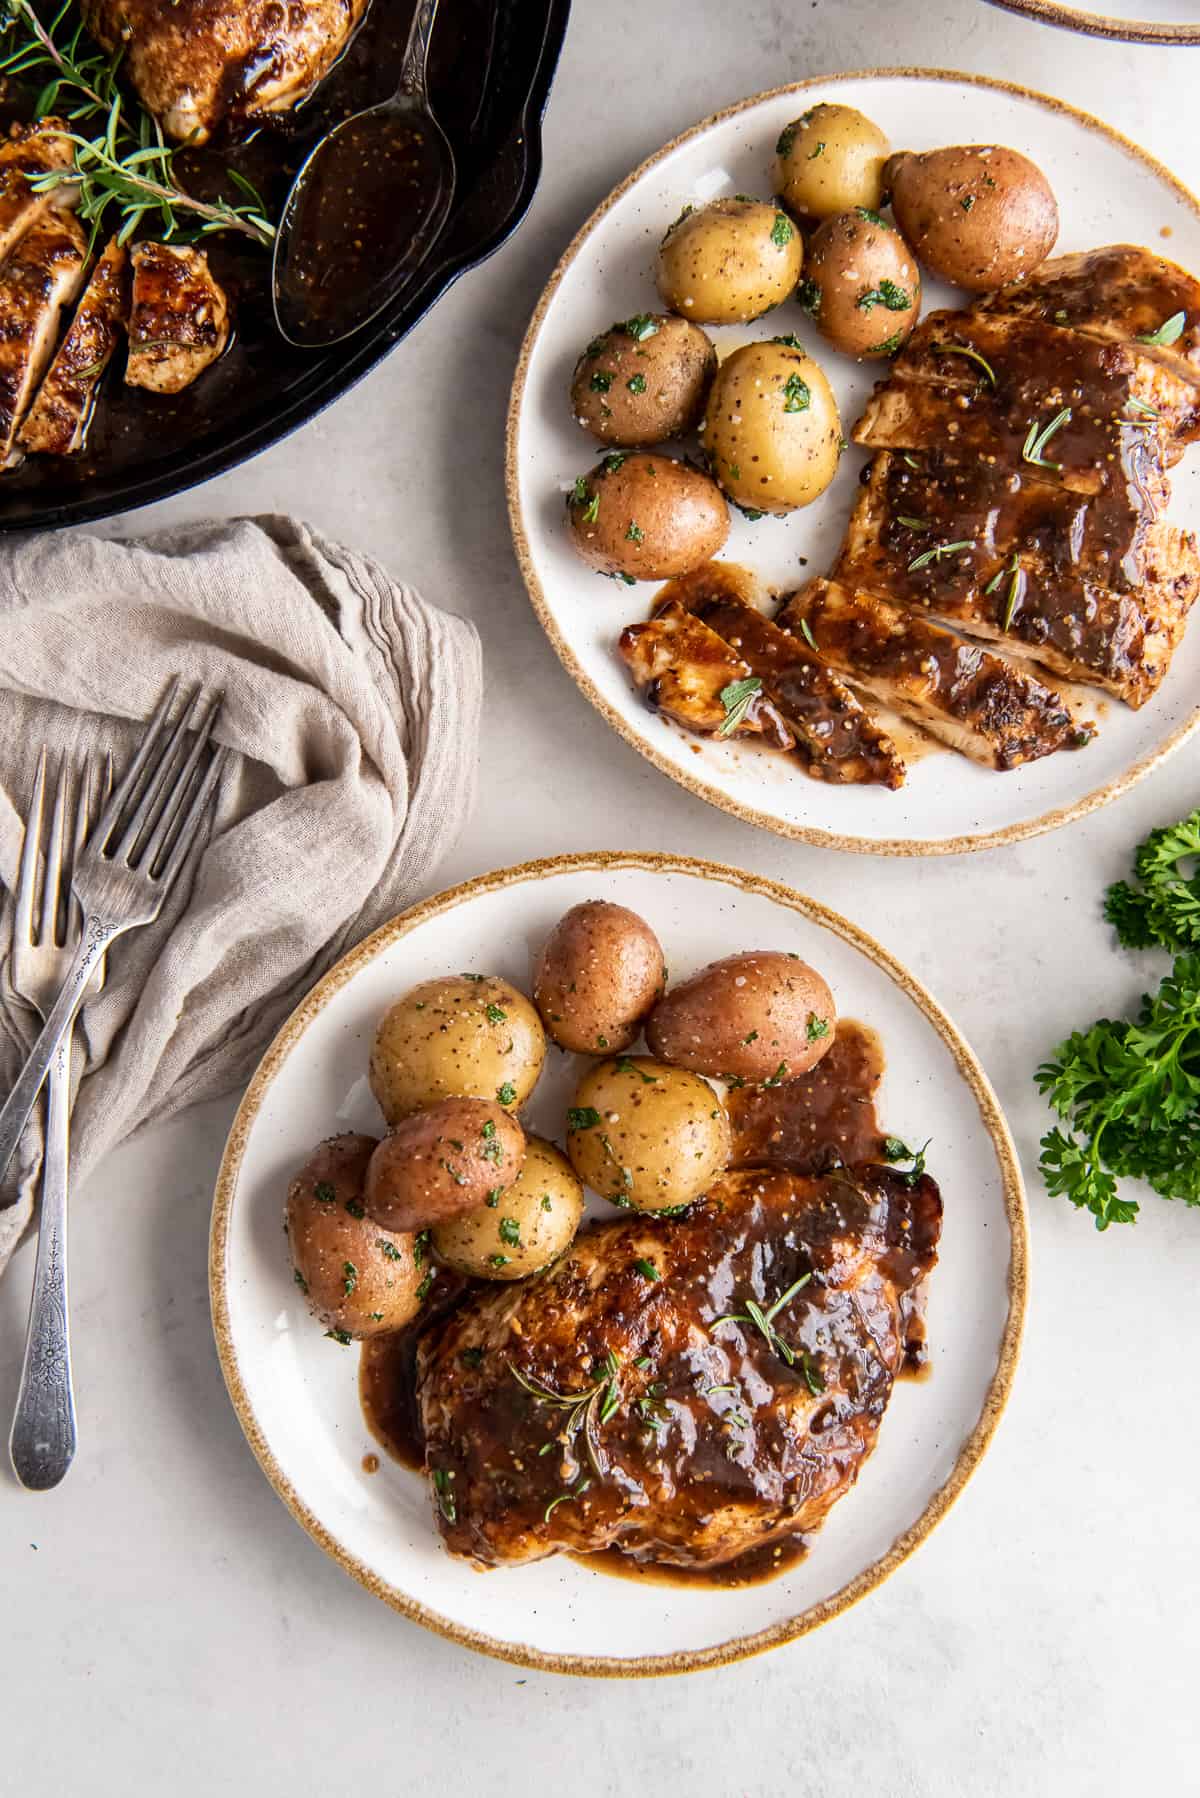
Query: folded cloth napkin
0,513,481,1279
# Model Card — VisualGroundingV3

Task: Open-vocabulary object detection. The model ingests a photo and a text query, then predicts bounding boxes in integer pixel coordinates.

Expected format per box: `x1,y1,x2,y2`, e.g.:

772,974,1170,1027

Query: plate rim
505,67,1200,857
209,849,1029,1678
982,0,1200,45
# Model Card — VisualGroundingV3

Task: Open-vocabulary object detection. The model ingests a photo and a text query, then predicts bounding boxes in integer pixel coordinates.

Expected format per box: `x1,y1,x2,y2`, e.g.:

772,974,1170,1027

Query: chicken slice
20,239,129,456
0,119,77,265
0,210,88,465
125,243,229,394
778,579,1089,770
665,565,906,788
836,451,1198,707
82,0,369,143
619,598,797,749
971,245,1200,403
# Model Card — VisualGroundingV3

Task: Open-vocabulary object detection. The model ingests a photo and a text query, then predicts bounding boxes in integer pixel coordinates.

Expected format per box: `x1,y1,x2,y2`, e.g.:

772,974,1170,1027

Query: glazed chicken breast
418,1163,941,1571
0,119,77,265
125,242,229,393
81,0,369,142
20,238,129,456
0,209,88,463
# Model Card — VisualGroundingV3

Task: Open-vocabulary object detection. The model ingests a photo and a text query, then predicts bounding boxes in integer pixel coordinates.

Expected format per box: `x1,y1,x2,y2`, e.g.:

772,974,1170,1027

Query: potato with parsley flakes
433,1136,585,1281
565,1057,730,1212
566,451,729,581
365,1098,526,1233
656,197,803,326
885,144,1058,292
800,208,921,359
369,974,545,1124
646,951,836,1083
533,899,666,1054
701,339,842,514
570,313,717,445
286,1133,424,1339
772,103,890,223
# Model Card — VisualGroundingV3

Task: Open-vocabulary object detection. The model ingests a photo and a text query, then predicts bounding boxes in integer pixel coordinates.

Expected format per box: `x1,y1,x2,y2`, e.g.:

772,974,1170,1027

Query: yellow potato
286,1133,423,1339
433,1136,584,1280
565,1056,729,1212
369,974,545,1124
646,951,836,1082
701,339,842,515
365,1099,525,1232
773,104,890,222
533,900,666,1053
657,198,803,326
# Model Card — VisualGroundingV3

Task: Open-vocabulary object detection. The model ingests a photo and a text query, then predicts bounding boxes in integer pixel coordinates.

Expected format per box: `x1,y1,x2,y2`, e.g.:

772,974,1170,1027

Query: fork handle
0,926,113,1189
10,1029,76,1489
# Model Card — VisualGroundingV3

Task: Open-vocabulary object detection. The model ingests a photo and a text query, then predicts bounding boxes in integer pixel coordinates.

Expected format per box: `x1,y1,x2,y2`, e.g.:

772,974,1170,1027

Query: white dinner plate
983,0,1200,46
506,71,1200,854
210,854,1025,1676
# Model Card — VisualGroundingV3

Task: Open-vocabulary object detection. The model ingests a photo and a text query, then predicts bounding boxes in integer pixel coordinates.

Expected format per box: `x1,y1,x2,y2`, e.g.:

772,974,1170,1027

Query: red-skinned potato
885,145,1058,291
365,1099,525,1232
286,1133,423,1338
646,951,836,1082
533,900,666,1054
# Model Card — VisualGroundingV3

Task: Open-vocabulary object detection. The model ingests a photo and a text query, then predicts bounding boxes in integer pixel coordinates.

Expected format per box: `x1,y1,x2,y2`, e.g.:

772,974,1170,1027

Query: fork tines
93,685,226,880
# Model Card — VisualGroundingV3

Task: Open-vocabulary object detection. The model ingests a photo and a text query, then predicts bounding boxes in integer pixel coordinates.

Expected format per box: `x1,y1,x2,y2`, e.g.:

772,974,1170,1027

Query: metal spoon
272,0,456,349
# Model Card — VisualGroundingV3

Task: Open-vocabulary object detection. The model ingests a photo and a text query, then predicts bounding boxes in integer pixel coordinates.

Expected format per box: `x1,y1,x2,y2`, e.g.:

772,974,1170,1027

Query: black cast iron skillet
0,0,571,531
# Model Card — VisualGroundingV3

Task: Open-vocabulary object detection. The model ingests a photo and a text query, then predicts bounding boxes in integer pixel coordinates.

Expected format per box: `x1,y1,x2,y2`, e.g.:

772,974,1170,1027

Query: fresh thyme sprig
0,0,274,247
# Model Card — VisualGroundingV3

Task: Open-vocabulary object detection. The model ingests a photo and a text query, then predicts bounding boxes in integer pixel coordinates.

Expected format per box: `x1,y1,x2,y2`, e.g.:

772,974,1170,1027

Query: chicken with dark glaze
125,242,229,394
20,238,129,456
0,209,88,463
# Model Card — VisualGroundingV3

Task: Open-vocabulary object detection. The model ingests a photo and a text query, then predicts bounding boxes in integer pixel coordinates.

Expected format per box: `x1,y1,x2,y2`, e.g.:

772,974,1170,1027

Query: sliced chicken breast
0,119,77,266
0,210,88,464
20,238,129,456
619,598,797,749
778,579,1088,771
125,243,229,394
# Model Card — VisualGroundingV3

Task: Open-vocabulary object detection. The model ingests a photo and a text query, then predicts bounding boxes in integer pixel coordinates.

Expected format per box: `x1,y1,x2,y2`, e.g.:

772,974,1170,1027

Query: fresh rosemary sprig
932,342,997,387
0,0,274,247
509,1352,622,1479
907,539,976,572
1022,406,1072,471
711,1271,813,1368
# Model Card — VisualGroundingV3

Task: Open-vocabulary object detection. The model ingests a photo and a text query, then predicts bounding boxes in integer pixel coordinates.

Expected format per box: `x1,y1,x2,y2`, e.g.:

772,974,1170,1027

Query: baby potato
365,1099,525,1233
646,950,836,1083
570,313,717,445
286,1133,423,1338
566,1057,729,1212
886,144,1058,291
657,198,803,326
433,1136,584,1281
369,974,545,1124
773,104,890,223
566,451,729,581
701,339,842,515
802,208,921,359
533,899,666,1054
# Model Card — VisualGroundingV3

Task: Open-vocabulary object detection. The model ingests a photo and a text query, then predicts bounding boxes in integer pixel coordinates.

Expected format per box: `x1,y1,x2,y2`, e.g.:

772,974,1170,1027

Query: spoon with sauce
272,0,456,349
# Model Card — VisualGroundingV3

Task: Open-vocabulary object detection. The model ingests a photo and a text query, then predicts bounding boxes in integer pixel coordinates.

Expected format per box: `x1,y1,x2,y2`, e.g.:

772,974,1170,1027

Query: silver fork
0,683,227,1192
9,757,108,1489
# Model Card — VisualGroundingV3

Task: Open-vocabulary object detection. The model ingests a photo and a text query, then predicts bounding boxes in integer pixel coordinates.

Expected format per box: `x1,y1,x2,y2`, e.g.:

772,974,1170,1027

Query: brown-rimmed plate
984,0,1200,45
209,852,1026,1676
506,71,1200,855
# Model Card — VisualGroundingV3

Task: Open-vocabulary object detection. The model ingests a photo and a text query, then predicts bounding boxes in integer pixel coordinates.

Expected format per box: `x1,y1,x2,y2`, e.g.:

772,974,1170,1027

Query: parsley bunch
1036,809,1200,1229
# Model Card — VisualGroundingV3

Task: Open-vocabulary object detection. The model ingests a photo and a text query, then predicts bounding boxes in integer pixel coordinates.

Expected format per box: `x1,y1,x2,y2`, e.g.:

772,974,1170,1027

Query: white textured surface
3,2,1199,1791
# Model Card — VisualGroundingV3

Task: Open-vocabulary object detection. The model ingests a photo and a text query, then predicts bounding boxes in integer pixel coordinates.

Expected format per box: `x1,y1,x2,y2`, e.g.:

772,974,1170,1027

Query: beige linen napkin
0,513,481,1277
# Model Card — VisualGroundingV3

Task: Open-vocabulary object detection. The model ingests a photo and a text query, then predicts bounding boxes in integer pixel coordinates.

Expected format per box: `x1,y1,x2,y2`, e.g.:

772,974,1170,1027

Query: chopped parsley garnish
871,331,904,355
485,1188,502,1207
293,1268,308,1293
775,123,797,157
806,1013,829,1041
344,1198,365,1218
313,1181,336,1204
325,1328,352,1345
377,1239,403,1260
857,279,910,313
460,1347,484,1369
432,1467,457,1523
881,1136,931,1184
634,1258,660,1281
568,1107,602,1130
596,1034,609,1047
743,1029,759,1044
771,333,805,349
589,371,613,392
622,313,659,341
716,675,762,737
601,451,626,474
413,1230,429,1266
807,140,825,159
770,213,794,246
763,1061,789,1086
625,521,644,542
960,194,976,212
626,373,647,394
782,372,811,412
1136,310,1186,347
541,1195,553,1211
416,1272,434,1301
342,1261,357,1296
499,1217,521,1247
497,1081,517,1105
488,1253,510,1269
616,1057,657,1082
486,1003,507,1024
795,278,821,316
855,206,890,228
